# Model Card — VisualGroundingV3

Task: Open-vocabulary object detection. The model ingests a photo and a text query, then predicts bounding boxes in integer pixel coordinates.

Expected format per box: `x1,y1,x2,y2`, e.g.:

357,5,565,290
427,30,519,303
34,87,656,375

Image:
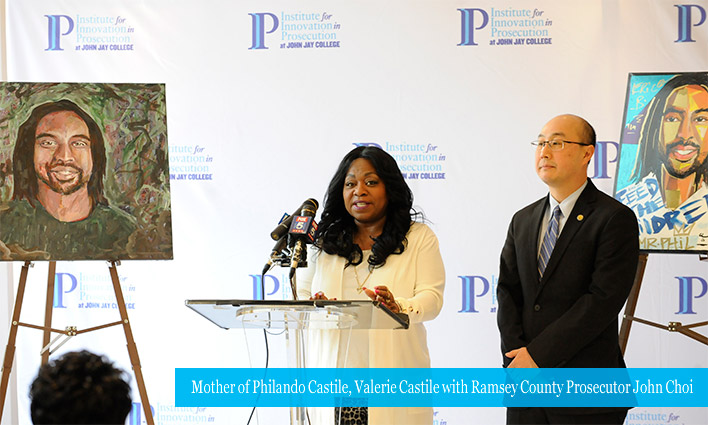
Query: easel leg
0,261,32,419
108,261,154,425
619,253,649,354
41,262,57,365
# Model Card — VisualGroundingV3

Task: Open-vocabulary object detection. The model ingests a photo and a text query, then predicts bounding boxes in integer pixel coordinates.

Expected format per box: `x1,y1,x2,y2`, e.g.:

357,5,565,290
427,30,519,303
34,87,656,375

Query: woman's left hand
363,285,400,313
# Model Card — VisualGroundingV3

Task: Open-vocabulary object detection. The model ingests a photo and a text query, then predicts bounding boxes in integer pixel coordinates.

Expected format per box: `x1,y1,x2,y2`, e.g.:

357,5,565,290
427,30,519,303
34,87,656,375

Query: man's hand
505,347,538,368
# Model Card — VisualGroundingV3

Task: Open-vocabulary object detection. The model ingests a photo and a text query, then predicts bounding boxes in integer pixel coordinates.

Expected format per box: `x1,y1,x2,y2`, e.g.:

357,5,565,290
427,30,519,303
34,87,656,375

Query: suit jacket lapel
525,198,548,285
538,180,598,289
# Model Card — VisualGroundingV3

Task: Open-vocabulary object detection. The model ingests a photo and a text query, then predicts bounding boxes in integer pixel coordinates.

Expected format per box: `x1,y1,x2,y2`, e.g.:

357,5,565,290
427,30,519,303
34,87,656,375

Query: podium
185,299,409,424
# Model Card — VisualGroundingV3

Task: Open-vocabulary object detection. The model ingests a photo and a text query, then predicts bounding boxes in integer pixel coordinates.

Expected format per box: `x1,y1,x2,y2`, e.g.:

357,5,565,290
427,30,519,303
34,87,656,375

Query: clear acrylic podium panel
184,299,408,425
185,299,409,331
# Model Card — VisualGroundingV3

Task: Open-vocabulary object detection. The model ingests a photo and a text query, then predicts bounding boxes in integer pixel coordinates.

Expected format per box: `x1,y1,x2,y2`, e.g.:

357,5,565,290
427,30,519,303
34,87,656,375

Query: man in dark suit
497,114,639,424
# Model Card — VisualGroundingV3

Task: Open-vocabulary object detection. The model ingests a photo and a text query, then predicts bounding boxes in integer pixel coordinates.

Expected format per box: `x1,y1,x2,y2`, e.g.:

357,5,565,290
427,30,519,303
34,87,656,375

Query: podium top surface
185,299,409,331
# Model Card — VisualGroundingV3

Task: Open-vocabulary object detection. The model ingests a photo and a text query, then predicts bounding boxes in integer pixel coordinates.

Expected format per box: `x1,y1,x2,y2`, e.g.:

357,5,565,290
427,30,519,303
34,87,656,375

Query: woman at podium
297,146,445,425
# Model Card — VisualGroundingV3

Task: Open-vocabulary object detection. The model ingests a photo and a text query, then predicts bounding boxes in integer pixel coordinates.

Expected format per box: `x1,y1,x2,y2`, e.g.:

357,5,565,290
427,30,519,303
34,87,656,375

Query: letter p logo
676,4,707,42
45,15,74,51
676,276,708,314
129,402,155,424
249,13,279,50
458,8,489,46
54,272,77,308
251,274,280,300
458,275,490,313
589,141,619,179
352,142,383,149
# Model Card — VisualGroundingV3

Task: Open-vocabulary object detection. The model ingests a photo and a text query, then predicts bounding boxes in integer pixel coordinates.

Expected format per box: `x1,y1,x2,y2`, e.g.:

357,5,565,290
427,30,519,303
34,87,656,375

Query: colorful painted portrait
614,72,708,252
0,83,172,260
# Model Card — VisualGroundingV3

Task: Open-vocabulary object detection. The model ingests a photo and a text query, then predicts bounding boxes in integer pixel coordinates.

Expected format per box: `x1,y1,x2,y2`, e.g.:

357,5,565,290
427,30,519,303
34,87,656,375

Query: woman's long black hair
316,146,421,269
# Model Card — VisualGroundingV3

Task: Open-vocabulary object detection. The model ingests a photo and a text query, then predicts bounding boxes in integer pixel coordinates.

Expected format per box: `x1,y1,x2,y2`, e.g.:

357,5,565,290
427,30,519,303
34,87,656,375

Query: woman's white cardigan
297,222,445,425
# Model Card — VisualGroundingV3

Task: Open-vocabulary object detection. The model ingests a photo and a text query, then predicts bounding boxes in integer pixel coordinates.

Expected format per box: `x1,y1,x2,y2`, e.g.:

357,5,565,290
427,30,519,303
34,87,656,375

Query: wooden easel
619,252,708,355
0,260,154,425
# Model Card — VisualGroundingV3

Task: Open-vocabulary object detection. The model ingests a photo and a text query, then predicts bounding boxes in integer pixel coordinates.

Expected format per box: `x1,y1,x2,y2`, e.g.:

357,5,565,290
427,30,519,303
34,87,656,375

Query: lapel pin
577,214,584,221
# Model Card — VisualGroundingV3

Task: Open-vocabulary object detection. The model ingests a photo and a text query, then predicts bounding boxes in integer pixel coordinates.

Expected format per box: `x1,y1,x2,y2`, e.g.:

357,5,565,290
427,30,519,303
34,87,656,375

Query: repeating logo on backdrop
256,273,706,315
45,14,136,52
676,276,707,314
627,409,683,425
53,270,137,311
458,274,706,316
353,142,447,181
675,4,707,42
169,145,215,182
433,410,449,425
249,11,342,50
458,275,497,313
352,140,612,181
251,273,294,300
131,402,214,425
457,6,554,47
589,141,618,180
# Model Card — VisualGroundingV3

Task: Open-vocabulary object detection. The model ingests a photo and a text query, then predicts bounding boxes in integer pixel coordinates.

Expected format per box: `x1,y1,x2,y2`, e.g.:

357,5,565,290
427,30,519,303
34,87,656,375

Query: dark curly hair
30,350,132,424
13,99,108,206
316,146,421,268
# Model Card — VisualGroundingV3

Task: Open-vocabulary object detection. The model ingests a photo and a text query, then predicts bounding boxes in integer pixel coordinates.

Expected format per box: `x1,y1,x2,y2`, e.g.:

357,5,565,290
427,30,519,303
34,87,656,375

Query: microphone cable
246,272,272,425
247,270,311,425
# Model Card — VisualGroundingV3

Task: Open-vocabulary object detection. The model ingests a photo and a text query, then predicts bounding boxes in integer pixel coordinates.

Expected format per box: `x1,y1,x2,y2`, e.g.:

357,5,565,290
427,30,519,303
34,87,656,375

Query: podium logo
589,141,618,180
676,276,707,314
45,15,74,51
458,275,497,313
249,12,279,49
675,4,706,43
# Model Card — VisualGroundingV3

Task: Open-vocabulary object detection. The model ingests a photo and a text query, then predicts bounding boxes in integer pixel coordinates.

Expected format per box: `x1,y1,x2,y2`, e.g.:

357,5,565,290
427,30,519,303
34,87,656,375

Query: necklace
353,263,373,294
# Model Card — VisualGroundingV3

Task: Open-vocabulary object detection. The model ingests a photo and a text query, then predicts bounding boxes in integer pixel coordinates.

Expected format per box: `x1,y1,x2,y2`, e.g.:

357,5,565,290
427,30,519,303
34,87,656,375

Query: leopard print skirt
334,406,368,425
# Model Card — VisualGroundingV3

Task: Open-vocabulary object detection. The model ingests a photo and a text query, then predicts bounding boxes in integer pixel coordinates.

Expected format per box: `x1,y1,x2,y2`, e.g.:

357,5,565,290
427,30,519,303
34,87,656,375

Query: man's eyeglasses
531,139,592,151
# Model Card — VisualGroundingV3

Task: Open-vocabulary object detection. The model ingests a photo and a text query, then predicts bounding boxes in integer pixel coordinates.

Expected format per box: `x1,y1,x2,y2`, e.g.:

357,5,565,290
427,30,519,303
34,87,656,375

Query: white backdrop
1,1,708,424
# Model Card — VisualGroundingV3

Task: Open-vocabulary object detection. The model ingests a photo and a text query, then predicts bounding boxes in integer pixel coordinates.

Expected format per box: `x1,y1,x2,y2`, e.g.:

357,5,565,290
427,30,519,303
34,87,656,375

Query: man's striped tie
538,205,562,278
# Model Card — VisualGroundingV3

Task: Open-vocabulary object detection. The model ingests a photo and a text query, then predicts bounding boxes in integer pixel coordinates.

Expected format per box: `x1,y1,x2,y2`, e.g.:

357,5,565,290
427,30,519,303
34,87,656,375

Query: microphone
270,198,319,241
261,236,289,276
287,203,319,279
261,198,319,278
